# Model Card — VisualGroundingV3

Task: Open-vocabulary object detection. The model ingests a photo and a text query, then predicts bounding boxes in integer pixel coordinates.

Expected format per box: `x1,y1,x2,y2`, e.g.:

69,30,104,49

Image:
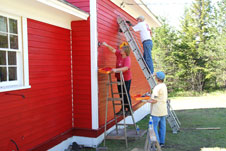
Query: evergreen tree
210,0,226,88
152,18,180,92
179,0,214,92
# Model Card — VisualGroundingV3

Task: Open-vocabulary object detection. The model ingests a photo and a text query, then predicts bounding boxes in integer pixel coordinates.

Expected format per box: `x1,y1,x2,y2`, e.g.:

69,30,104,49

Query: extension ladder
117,16,180,133
166,100,181,133
103,71,138,148
117,16,156,89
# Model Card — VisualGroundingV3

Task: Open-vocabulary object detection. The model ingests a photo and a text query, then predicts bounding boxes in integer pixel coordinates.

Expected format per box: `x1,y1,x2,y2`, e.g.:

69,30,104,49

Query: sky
142,0,220,28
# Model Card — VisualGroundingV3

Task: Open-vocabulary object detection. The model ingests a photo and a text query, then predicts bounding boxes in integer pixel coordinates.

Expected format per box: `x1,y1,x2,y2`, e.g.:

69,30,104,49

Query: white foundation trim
48,104,150,150
90,0,99,129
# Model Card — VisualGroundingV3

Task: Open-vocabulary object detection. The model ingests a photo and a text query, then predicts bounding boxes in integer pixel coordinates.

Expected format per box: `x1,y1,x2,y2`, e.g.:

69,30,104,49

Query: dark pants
117,80,132,111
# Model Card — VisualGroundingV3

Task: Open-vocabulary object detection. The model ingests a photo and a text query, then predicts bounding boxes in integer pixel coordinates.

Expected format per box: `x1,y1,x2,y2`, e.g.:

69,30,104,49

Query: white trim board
0,0,89,29
110,0,161,27
90,0,99,129
37,0,89,20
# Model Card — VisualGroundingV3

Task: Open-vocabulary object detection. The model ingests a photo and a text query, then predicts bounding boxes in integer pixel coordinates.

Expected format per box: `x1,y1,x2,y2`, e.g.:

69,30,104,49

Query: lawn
82,108,226,151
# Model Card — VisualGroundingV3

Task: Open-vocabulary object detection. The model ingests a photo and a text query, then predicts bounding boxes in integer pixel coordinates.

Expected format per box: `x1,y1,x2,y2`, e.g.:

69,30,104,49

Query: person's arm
102,42,116,53
112,55,131,73
132,22,142,32
112,67,128,73
147,98,157,104
150,29,153,37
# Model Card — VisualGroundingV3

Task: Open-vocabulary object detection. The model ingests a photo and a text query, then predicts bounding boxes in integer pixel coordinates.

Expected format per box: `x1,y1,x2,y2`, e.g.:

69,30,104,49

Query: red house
0,0,160,150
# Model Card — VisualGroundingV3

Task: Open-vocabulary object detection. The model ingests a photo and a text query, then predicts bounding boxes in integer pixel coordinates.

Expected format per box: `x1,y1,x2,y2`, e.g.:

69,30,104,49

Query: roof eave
36,0,89,20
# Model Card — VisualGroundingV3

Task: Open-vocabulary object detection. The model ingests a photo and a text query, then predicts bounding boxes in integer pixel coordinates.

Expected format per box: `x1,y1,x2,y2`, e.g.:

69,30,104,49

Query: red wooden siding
71,20,92,129
0,19,72,151
97,0,150,127
66,0,90,12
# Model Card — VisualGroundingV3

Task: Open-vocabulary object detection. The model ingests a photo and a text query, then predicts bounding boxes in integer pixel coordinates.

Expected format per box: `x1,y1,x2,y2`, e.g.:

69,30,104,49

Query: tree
152,18,181,92
179,0,215,92
210,0,226,88
152,0,226,94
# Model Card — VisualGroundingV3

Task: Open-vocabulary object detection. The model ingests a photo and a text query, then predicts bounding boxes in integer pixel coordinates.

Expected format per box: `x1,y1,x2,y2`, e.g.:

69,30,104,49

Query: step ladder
103,71,138,148
117,16,180,133
144,127,162,151
166,100,181,133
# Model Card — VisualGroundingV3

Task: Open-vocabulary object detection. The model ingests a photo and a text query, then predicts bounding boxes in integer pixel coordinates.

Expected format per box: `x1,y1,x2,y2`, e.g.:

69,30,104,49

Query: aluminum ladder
166,100,181,133
117,16,180,133
117,16,156,90
103,71,138,148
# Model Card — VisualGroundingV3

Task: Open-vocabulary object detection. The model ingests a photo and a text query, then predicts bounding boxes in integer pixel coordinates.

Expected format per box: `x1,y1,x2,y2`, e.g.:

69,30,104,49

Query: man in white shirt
148,71,168,147
127,16,154,74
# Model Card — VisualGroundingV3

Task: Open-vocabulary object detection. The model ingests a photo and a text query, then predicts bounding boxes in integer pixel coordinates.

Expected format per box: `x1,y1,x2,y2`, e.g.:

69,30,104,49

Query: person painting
102,42,132,116
126,16,154,74
148,71,168,147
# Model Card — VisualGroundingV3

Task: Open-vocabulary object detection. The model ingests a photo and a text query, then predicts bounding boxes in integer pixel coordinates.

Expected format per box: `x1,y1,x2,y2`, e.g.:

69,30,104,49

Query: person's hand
102,42,108,46
126,20,133,26
147,99,152,103
112,68,117,73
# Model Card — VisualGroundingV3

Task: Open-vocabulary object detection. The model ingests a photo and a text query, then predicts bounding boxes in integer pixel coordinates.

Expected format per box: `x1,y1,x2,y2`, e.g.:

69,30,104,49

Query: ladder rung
114,103,122,105
113,93,125,95
108,98,122,101
105,136,126,140
108,81,122,85
117,123,135,126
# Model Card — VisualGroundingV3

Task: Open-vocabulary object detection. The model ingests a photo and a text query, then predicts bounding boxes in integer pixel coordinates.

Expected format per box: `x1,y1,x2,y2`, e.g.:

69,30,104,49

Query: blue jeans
117,80,132,111
152,116,166,144
143,40,154,74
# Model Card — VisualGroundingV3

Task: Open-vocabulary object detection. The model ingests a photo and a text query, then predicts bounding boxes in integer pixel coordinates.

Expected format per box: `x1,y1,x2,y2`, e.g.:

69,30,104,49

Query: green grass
81,108,226,151
169,88,226,98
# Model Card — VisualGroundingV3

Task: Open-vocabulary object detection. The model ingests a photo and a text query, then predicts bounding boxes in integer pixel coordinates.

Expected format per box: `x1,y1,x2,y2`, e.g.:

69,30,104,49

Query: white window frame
0,11,30,92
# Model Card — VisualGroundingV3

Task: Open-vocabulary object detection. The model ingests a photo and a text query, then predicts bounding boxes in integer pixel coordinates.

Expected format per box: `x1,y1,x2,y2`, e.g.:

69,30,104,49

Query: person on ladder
147,71,168,148
102,42,132,116
126,16,154,74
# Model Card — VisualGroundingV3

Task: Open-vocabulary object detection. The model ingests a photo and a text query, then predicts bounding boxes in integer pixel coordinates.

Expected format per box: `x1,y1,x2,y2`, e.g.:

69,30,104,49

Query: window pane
9,67,17,81
10,35,18,49
8,51,17,65
9,19,17,34
0,33,8,48
0,51,6,65
0,67,7,82
0,16,7,32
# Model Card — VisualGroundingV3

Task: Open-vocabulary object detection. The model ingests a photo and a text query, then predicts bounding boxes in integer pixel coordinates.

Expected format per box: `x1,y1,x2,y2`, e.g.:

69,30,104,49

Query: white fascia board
90,0,99,129
37,0,89,20
134,0,161,26
110,0,161,27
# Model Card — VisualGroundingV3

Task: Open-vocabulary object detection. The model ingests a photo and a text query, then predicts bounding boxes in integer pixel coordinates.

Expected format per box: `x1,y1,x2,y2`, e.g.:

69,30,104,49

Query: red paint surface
0,0,151,150
97,0,150,127
0,19,72,151
66,0,90,12
71,19,92,129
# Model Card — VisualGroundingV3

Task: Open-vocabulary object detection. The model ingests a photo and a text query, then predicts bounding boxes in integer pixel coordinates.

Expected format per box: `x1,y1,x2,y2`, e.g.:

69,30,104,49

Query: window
0,12,30,92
